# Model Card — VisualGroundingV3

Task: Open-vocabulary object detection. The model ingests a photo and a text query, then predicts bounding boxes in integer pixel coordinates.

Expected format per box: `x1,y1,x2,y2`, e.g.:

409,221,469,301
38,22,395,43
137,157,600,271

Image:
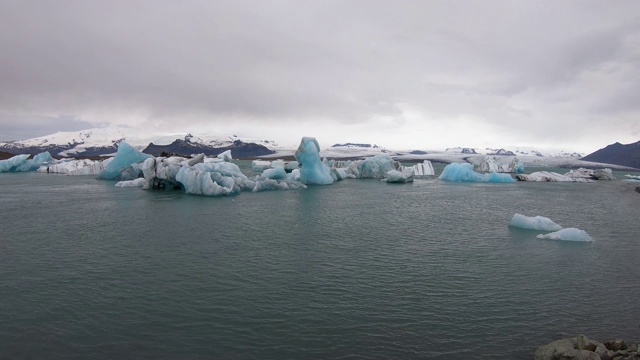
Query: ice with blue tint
0,154,31,172
537,228,593,242
176,166,240,196
262,167,287,180
439,163,515,183
358,154,397,179
294,137,333,185
115,178,146,188
97,142,152,180
509,213,563,231
0,151,55,173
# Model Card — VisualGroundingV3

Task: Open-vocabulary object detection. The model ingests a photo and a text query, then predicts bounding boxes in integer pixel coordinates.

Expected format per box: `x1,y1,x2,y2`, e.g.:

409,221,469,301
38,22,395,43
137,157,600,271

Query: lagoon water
1,163,639,359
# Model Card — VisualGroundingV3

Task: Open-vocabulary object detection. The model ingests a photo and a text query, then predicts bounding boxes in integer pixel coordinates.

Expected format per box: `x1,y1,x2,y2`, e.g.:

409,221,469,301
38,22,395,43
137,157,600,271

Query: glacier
508,213,563,231
439,163,515,183
294,137,334,185
536,228,593,242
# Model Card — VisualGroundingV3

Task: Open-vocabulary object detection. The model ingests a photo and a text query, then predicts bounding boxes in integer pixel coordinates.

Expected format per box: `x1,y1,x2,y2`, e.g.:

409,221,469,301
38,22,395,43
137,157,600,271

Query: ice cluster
0,152,54,173
382,169,414,183
475,156,524,173
97,142,152,180
515,171,594,182
509,213,563,231
439,163,515,183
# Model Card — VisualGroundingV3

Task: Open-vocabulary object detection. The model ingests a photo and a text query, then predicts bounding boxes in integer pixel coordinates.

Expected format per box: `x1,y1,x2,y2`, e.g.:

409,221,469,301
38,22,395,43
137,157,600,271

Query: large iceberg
476,156,524,173
515,171,594,182
97,142,152,180
358,154,398,179
294,137,333,185
0,152,55,173
42,158,108,175
536,228,593,242
508,213,563,231
439,163,515,183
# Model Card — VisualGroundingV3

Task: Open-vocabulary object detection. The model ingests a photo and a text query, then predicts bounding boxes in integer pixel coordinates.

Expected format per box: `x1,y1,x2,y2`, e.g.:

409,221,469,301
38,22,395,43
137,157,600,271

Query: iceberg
508,213,563,231
0,151,55,173
476,156,524,173
624,174,640,182
294,137,333,185
382,169,414,183
42,158,107,175
439,163,515,183
115,178,147,188
216,150,232,162
411,160,435,176
564,168,614,181
537,228,593,242
261,166,287,180
252,160,272,172
358,154,398,179
97,142,152,180
515,171,594,182
0,154,31,173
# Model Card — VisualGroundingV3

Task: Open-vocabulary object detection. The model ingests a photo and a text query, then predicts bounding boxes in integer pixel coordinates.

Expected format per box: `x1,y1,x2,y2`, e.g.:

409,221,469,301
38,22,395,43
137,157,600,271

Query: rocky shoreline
535,334,639,360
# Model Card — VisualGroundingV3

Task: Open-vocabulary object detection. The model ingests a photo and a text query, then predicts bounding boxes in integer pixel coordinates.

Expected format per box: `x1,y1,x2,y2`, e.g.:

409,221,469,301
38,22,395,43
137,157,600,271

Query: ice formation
625,174,640,182
0,152,55,173
252,160,271,172
115,178,146,188
382,169,414,183
564,168,614,181
358,154,398,178
476,156,524,173
536,228,593,242
97,142,152,180
508,213,563,232
217,150,232,162
294,137,333,185
411,160,435,176
438,163,515,183
41,158,109,175
515,172,594,182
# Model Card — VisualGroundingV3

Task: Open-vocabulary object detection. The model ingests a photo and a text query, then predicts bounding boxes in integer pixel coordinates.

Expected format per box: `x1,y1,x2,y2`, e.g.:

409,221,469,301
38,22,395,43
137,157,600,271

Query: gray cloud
1,0,639,151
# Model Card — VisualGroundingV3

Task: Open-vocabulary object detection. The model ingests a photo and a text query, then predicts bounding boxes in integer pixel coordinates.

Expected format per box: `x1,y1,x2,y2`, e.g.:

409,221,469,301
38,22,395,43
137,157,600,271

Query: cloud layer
1,1,639,152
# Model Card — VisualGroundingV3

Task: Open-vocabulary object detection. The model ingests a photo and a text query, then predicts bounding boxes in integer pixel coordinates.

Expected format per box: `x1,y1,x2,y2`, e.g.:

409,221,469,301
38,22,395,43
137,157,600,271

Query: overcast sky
1,1,639,152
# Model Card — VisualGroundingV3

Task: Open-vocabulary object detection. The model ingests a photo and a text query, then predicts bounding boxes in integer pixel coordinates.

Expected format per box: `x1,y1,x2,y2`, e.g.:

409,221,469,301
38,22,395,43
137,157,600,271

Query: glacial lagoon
1,164,639,359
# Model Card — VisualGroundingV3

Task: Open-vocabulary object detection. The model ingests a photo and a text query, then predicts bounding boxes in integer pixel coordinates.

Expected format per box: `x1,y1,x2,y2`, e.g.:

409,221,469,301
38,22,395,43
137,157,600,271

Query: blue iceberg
0,151,55,173
439,163,515,183
358,154,397,179
97,142,152,180
509,213,563,231
294,137,333,185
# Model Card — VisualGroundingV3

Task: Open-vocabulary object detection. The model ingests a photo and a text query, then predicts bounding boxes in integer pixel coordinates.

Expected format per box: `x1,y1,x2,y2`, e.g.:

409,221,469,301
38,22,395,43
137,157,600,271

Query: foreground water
1,165,639,359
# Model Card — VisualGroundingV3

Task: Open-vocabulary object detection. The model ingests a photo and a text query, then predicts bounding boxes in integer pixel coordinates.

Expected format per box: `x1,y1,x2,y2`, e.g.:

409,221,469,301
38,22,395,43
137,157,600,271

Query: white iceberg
216,150,232,162
439,163,515,183
536,228,593,242
294,137,333,185
476,156,524,173
508,213,563,231
115,178,146,188
382,169,414,183
411,160,435,176
515,171,594,182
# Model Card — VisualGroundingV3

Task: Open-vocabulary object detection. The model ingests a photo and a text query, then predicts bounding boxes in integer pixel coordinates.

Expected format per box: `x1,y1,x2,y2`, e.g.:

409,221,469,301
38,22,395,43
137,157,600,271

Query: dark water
1,166,639,359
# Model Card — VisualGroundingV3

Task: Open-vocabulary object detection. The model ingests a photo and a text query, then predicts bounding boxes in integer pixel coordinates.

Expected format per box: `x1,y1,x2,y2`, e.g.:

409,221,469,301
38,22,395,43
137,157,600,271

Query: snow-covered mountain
444,146,584,158
0,128,277,158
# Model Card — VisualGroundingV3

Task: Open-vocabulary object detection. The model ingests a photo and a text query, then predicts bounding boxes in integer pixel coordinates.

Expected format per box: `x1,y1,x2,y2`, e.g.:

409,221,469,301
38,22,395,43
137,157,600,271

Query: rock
605,340,628,352
578,335,603,352
635,186,640,194
596,344,615,360
534,338,577,360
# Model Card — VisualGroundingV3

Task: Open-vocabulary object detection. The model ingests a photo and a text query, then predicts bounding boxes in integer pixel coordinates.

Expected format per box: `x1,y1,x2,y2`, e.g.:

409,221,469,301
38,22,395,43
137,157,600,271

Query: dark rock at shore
535,335,639,360
635,186,640,194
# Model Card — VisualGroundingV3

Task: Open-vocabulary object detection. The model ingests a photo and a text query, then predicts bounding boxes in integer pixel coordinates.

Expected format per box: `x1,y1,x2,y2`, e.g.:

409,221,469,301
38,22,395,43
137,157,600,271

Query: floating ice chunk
625,174,640,180
294,137,333,185
515,171,593,182
382,169,414,183
216,150,232,162
262,166,287,180
97,142,152,180
476,156,523,173
0,154,31,172
358,154,398,179
439,163,515,183
412,160,435,176
536,228,593,242
509,213,563,231
43,158,107,175
176,167,239,196
115,178,146,188
252,160,271,172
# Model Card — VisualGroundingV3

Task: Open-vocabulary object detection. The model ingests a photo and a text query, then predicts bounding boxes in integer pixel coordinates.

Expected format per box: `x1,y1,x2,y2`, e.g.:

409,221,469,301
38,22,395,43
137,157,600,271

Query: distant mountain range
0,128,275,158
581,140,640,169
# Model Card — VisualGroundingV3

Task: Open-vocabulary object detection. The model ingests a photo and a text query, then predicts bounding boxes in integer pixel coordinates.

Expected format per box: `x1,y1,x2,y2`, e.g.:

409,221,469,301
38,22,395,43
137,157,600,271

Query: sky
1,1,639,153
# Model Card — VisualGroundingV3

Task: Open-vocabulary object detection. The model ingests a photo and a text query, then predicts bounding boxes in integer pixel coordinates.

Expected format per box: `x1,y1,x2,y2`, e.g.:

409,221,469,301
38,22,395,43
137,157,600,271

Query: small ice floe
115,178,147,188
508,213,563,232
536,228,593,242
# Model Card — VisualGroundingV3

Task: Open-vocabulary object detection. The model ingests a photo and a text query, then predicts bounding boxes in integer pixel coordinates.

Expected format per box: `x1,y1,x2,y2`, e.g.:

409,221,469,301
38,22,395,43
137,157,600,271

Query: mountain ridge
581,140,640,169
